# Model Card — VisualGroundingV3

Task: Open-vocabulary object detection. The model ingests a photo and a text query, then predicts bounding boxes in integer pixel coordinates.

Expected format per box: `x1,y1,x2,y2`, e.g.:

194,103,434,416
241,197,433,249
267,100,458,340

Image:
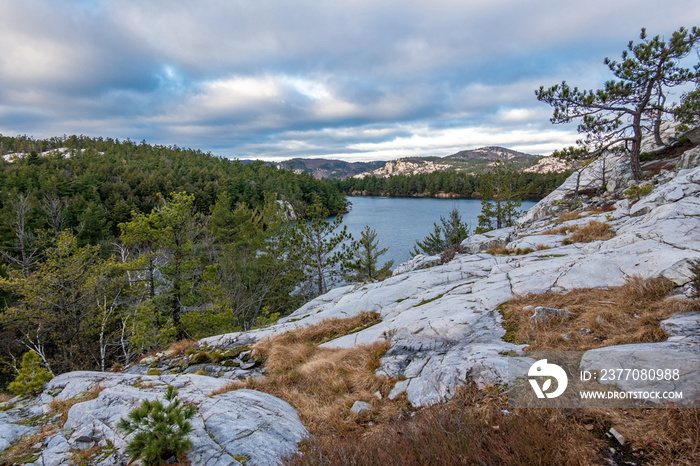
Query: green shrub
8,351,53,396
117,385,197,466
623,183,654,200
190,352,211,364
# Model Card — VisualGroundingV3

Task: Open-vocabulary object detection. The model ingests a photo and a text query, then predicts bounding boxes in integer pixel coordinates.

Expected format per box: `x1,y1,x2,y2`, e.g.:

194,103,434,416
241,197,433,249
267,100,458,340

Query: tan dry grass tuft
245,311,408,437
540,220,614,243
501,276,697,352
0,393,12,403
484,244,509,255
253,311,381,364
49,384,105,426
207,381,244,397
285,385,605,466
165,339,198,358
248,341,395,435
540,224,579,235
567,220,614,243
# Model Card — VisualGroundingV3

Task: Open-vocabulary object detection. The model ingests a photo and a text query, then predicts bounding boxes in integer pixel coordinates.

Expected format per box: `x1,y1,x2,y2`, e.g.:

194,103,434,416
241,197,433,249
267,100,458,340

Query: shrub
623,183,654,200
190,352,211,364
8,351,53,396
117,385,197,466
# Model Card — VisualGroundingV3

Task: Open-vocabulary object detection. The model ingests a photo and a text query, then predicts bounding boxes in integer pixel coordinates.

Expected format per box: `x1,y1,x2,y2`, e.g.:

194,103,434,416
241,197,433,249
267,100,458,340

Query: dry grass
165,339,198,358
207,381,241,398
49,384,105,426
498,276,700,464
540,224,576,235
0,424,60,464
0,393,13,403
484,244,509,255
183,313,398,434
501,276,697,352
566,220,615,243
257,282,700,465
556,211,584,223
230,312,409,442
252,311,382,365
286,384,606,466
484,245,535,256
540,220,614,244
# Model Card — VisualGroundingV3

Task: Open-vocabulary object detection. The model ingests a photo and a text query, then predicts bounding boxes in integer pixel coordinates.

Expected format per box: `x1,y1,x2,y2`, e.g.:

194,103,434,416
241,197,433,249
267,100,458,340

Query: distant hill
275,147,569,179
353,146,549,179
276,158,385,179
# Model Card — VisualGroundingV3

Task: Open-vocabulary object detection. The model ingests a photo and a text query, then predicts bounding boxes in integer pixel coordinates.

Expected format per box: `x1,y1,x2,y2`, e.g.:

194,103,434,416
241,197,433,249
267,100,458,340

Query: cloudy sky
1,1,698,162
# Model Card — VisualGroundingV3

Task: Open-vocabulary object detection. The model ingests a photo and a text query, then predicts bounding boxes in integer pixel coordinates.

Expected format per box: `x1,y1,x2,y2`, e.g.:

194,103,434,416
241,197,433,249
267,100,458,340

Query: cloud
0,0,698,160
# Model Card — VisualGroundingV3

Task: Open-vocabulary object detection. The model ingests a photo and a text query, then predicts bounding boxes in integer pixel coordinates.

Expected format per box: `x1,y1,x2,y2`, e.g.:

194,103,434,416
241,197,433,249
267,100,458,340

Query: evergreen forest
332,169,570,198
0,135,349,387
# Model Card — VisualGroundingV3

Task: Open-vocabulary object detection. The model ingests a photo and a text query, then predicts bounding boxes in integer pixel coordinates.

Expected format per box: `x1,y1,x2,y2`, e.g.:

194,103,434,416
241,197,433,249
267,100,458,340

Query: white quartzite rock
1,372,307,465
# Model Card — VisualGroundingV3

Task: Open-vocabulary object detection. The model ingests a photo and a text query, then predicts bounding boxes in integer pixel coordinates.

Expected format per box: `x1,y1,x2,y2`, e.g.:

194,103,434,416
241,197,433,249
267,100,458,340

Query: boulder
350,401,372,416
392,254,443,276
1,372,308,464
530,306,577,324
460,227,513,253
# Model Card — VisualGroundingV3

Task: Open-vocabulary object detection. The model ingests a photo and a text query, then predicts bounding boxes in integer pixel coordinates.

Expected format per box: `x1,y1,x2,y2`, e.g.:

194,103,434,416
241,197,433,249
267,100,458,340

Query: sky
1,1,699,162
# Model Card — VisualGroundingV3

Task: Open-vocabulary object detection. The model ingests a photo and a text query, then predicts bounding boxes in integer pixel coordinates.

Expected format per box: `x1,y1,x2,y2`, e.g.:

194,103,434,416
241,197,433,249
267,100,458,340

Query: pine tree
293,198,352,297
343,226,393,282
7,350,53,396
117,385,197,466
476,161,522,234
412,206,470,256
537,27,700,180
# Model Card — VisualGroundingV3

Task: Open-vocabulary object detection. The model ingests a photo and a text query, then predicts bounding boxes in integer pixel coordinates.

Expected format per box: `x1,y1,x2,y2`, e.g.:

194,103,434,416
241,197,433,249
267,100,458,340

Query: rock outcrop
2,129,699,463
0,372,307,465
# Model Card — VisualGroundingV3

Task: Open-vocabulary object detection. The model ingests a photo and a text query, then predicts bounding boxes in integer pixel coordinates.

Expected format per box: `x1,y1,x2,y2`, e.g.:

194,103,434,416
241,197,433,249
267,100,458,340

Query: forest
0,135,351,388
332,169,570,198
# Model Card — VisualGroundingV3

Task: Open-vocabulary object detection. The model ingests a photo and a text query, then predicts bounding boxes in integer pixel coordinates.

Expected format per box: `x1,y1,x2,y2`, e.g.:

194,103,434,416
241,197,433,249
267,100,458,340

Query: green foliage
333,170,569,198
0,231,127,373
475,161,522,234
117,385,197,466
537,27,700,180
293,199,353,297
200,197,304,331
676,85,700,127
623,183,654,200
129,301,177,355
412,206,470,256
7,350,53,396
343,225,394,282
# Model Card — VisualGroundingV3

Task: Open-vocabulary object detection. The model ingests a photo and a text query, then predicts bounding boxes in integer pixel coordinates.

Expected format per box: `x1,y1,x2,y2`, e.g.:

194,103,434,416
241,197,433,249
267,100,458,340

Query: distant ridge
274,147,570,179
275,158,385,179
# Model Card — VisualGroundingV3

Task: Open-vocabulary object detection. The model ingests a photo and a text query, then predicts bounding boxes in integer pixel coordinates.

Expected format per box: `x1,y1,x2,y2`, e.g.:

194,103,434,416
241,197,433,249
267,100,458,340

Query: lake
338,196,538,269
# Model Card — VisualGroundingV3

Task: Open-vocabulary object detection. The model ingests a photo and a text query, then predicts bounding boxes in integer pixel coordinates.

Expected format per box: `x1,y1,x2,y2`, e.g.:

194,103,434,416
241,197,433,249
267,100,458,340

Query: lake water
338,196,538,269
